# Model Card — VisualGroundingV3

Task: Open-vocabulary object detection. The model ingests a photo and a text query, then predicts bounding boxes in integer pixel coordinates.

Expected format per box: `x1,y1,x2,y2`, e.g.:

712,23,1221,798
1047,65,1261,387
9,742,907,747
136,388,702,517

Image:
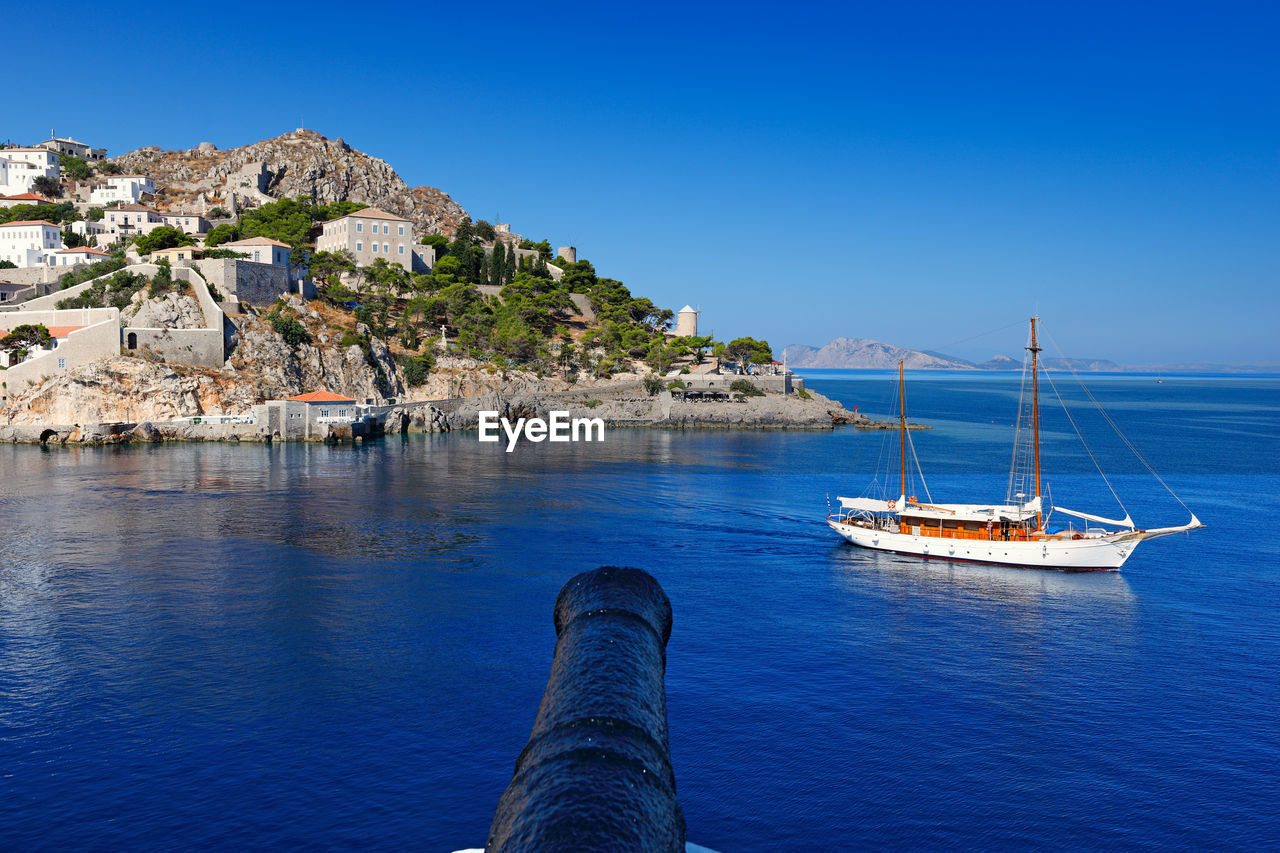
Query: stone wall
122,265,228,368
193,258,296,307
122,327,223,368
16,263,166,312
0,308,120,404
682,374,800,394
0,265,72,288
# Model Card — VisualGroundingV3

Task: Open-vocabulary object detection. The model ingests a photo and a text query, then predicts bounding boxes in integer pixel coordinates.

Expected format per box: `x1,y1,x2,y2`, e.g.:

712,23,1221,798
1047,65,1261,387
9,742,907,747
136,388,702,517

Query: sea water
1,373,1277,850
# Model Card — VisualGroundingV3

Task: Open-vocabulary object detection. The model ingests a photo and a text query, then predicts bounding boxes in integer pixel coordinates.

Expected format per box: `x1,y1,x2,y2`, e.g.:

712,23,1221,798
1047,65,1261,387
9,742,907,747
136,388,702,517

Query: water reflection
827,541,1136,607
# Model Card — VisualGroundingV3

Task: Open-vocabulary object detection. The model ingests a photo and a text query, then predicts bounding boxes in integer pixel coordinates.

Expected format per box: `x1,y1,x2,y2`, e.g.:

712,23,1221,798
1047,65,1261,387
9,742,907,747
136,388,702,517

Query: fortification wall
0,265,72,287
0,308,120,401
16,263,162,312
194,259,294,306
122,265,227,368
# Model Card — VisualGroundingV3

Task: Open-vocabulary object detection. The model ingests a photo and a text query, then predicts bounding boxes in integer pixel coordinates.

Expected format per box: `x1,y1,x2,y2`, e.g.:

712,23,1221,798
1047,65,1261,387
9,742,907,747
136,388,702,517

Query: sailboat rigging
826,317,1202,571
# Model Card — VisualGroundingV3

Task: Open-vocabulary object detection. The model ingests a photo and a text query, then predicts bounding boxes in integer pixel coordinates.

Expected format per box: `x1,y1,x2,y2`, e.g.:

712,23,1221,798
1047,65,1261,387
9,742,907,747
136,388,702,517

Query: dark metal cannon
486,566,686,852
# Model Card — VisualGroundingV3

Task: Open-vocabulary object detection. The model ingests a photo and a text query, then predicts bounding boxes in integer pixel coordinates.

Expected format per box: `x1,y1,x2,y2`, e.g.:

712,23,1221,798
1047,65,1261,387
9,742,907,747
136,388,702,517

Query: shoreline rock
0,381,927,446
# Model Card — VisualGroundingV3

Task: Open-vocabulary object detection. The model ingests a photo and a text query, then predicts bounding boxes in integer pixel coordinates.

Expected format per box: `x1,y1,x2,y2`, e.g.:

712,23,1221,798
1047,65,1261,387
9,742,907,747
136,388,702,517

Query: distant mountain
785,339,1129,371
782,338,972,369
976,354,1019,370
1042,357,1122,372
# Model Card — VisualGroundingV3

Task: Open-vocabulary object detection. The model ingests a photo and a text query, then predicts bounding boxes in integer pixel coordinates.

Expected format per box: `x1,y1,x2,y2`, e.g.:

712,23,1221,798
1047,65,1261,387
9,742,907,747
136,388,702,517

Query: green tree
97,161,122,175
0,260,16,270
724,337,773,370
208,206,229,219
31,176,62,198
62,156,92,181
0,324,52,363
490,242,506,287
148,258,176,297
309,249,357,295
474,220,496,242
421,233,448,255
238,197,315,246
62,229,85,248
519,238,552,258
135,226,195,254
505,243,518,284
269,313,312,347
205,223,240,247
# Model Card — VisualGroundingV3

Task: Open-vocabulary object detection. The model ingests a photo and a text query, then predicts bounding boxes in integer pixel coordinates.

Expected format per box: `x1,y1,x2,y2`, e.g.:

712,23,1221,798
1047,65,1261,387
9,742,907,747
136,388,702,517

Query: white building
316,207,417,271
221,236,292,266
0,147,60,178
53,247,111,266
70,218,109,241
0,152,58,196
0,220,63,268
0,308,120,399
90,175,155,205
102,203,162,238
160,212,209,234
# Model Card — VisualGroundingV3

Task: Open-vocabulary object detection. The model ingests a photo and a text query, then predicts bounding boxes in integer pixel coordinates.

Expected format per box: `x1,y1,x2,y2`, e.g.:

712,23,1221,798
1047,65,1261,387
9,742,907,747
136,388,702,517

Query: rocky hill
782,338,972,369
112,129,469,237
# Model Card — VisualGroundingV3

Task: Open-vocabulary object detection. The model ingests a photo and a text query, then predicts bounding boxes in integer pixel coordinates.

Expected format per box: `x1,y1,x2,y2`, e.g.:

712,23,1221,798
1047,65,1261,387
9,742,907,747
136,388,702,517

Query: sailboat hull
827,518,1136,571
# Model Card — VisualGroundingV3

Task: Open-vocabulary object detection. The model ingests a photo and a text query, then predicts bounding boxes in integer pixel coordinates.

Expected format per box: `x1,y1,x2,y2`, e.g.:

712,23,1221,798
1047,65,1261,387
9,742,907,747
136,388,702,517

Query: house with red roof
54,246,112,266
221,236,293,267
0,192,55,208
252,390,366,440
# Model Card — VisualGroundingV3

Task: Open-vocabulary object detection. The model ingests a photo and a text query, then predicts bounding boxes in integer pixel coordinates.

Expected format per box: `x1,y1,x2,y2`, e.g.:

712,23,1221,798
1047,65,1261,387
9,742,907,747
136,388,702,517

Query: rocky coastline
0,384,927,446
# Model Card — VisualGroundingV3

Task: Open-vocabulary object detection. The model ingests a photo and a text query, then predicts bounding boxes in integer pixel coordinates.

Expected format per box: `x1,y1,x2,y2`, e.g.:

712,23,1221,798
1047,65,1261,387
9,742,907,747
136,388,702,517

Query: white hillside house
102,204,162,237
0,148,60,177
0,220,64,268
0,147,60,195
160,212,209,235
90,175,155,205
221,236,292,266
54,247,112,266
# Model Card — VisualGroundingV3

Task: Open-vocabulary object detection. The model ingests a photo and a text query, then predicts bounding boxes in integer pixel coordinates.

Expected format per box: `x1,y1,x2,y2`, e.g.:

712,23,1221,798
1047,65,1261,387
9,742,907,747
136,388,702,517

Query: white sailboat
826,317,1202,571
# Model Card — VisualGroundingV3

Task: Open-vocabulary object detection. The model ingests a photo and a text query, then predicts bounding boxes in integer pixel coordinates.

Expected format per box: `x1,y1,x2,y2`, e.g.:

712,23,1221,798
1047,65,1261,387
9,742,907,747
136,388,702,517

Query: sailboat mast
1029,317,1043,530
899,359,906,498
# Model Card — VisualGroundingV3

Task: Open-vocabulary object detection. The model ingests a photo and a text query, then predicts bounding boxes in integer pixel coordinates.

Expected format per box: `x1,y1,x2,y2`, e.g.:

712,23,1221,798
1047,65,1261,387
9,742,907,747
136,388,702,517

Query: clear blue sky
10,1,1277,364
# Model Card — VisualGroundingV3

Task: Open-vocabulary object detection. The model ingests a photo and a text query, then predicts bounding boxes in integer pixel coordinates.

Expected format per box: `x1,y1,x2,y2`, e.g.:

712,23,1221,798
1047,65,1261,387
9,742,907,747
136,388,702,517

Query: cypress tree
491,242,506,287
479,250,491,287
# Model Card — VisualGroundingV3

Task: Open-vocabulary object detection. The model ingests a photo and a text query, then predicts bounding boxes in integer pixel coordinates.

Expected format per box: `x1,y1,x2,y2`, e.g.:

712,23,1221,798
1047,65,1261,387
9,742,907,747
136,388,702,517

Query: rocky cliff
112,129,470,237
122,288,206,329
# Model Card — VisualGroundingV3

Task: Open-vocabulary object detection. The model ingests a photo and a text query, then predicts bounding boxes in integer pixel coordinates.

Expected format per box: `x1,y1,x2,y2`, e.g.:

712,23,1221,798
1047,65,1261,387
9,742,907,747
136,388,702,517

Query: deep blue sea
2,372,1278,850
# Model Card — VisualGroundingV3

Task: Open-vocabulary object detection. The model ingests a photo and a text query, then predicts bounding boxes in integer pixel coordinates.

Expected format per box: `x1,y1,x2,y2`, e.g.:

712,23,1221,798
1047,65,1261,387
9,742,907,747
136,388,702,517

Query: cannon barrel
486,566,686,852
